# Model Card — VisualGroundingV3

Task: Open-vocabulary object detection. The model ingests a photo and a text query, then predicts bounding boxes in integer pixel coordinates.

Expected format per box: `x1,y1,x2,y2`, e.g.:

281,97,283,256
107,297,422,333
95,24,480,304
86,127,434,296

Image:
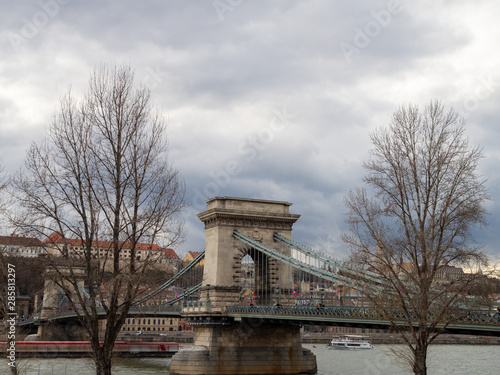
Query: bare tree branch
9,64,185,375
343,100,492,375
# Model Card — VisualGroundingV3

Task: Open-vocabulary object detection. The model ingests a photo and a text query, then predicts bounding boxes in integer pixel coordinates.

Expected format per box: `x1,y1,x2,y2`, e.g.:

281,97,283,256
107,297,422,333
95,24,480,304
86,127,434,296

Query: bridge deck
224,305,500,337
18,304,500,338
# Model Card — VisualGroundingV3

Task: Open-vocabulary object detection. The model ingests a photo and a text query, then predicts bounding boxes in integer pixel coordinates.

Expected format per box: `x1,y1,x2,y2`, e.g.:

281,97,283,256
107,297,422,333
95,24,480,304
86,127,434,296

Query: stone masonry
170,197,317,375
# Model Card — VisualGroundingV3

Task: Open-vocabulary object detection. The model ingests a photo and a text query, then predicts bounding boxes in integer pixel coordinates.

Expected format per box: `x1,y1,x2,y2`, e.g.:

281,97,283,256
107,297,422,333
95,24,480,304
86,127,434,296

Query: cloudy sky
1,0,499,262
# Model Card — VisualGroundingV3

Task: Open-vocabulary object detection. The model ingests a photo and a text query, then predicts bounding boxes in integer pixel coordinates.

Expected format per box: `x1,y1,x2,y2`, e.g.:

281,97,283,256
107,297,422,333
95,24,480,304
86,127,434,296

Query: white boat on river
326,335,374,350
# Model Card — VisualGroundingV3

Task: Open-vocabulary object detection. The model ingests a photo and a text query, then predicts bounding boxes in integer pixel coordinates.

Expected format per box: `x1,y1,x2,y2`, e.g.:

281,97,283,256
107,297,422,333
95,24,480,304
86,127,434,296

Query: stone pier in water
170,323,316,375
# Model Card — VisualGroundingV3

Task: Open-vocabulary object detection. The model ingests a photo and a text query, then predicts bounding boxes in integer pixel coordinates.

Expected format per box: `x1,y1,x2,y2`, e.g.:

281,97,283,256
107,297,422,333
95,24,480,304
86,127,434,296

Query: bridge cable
133,250,205,305
233,230,379,295
165,282,202,305
273,233,388,287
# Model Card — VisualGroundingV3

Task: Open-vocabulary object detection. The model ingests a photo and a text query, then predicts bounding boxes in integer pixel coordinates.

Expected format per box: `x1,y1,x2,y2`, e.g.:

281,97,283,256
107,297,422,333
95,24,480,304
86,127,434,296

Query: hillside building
42,232,180,273
0,235,46,257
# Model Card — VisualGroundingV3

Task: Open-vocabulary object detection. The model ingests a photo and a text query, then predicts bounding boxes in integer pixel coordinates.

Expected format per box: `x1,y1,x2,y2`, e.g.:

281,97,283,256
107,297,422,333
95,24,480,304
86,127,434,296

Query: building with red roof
182,251,204,267
42,232,180,272
0,235,45,257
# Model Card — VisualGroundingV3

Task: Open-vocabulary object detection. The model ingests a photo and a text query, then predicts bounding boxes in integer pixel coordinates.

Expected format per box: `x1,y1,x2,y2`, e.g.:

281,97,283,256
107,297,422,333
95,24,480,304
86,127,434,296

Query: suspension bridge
18,197,500,375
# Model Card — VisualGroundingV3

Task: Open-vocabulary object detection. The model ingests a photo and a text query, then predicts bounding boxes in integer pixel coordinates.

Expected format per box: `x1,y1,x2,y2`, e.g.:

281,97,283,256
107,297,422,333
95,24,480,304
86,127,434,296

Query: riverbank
4,331,498,346
117,331,500,345
301,332,500,345
3,344,499,375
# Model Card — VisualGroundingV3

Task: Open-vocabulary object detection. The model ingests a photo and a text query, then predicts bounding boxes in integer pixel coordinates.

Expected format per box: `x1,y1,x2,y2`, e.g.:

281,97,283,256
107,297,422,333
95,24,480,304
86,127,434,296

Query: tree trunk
94,347,113,375
412,344,427,375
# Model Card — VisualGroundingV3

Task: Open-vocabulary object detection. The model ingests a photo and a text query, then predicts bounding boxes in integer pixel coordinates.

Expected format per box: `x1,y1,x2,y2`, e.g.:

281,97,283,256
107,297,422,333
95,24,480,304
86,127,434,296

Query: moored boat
326,335,374,350
0,341,181,358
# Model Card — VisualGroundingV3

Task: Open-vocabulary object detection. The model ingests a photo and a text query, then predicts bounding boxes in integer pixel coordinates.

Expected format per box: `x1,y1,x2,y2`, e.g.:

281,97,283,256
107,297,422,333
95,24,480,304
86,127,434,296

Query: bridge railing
227,305,381,319
226,305,500,325
18,304,182,325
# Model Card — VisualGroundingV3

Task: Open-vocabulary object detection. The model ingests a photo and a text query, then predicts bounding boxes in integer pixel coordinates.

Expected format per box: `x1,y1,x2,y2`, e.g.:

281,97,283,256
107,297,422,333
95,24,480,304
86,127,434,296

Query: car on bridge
125,330,143,336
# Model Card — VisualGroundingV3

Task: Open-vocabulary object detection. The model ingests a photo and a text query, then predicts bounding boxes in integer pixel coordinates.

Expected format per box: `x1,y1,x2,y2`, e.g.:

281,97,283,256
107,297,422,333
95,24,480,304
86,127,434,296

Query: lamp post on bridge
205,284,211,312
274,286,281,306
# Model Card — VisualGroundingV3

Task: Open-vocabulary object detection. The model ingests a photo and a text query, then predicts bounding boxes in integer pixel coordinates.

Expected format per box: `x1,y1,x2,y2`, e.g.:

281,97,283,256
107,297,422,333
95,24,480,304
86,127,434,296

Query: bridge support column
170,321,317,375
36,265,87,341
172,197,316,374
36,321,87,341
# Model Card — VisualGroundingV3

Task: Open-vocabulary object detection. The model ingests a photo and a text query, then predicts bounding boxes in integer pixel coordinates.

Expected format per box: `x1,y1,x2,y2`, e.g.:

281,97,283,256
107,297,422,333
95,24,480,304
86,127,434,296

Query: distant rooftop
0,235,43,247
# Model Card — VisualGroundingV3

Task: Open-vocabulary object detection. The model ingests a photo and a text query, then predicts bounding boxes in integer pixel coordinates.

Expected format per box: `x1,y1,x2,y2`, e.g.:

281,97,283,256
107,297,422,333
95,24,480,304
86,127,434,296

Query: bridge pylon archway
197,196,299,310
37,265,87,340
170,197,317,375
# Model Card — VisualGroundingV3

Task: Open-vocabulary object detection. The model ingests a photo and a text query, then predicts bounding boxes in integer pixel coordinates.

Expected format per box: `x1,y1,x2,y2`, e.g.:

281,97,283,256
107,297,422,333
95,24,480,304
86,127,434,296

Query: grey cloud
0,0,498,262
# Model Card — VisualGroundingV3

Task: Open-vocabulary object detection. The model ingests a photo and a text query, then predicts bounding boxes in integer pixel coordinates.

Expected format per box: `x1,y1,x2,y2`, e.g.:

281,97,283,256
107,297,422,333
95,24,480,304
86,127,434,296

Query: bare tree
0,161,11,321
342,101,491,375
0,161,18,375
10,65,185,375
0,160,8,317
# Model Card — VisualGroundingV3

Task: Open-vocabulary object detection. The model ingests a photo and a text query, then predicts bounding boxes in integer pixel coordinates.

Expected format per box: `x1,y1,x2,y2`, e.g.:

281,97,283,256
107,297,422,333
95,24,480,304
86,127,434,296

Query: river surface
2,344,500,374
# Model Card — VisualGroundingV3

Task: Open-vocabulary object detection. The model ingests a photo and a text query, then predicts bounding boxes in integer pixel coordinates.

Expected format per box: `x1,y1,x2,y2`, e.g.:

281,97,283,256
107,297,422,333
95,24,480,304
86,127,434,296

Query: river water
2,344,500,374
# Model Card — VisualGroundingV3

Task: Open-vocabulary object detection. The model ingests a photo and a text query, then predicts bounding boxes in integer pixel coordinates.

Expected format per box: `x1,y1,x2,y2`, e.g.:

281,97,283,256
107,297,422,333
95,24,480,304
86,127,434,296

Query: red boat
0,341,181,358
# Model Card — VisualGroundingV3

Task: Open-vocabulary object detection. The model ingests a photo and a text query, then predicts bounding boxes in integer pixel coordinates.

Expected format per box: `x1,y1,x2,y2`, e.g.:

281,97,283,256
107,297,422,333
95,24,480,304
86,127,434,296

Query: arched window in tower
239,254,255,305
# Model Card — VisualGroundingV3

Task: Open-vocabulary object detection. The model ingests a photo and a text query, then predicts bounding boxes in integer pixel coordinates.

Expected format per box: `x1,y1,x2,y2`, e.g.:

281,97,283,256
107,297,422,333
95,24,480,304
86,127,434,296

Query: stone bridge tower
37,265,87,340
170,197,317,375
198,196,300,309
